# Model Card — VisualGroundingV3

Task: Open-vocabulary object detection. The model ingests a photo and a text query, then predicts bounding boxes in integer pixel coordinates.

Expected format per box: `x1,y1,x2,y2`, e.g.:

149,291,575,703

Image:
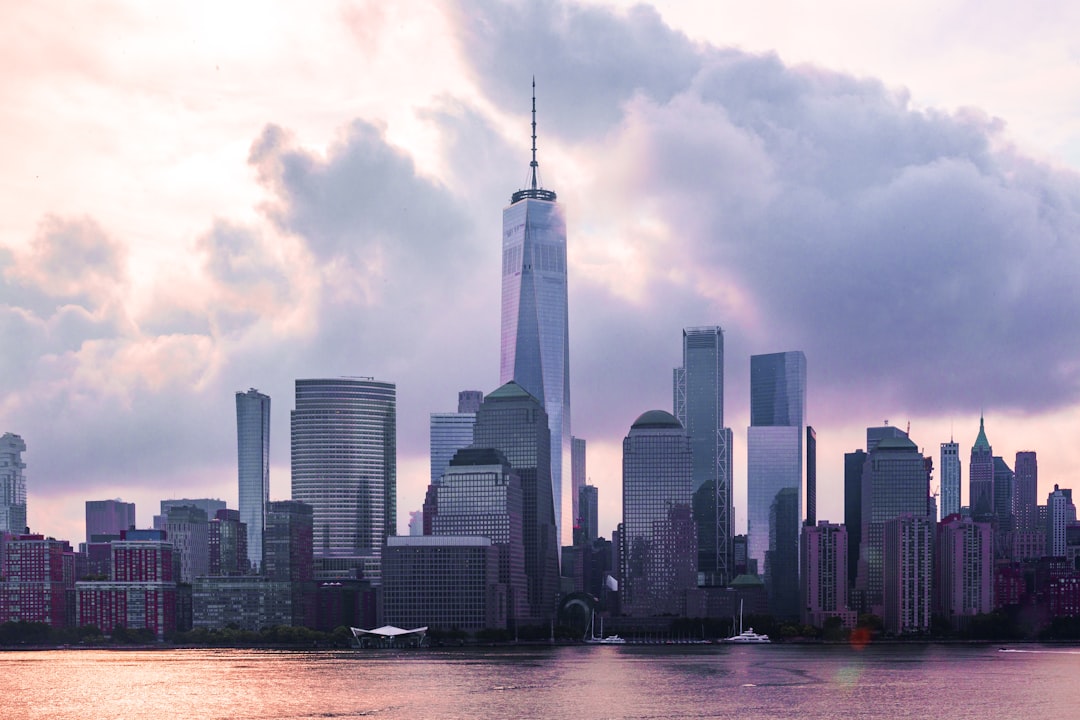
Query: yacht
584,612,627,645
721,600,770,644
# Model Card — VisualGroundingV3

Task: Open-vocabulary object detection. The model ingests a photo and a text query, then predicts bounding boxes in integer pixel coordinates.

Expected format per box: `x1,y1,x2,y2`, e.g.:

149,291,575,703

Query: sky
2,0,1080,547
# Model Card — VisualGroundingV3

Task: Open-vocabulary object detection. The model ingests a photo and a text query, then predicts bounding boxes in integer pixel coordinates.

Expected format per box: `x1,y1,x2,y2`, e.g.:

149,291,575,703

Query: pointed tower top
973,414,991,452
512,77,557,203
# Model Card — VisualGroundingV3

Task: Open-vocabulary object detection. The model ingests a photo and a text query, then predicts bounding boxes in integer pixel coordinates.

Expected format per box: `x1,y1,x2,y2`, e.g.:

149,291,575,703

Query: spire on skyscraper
512,77,556,203
973,414,991,451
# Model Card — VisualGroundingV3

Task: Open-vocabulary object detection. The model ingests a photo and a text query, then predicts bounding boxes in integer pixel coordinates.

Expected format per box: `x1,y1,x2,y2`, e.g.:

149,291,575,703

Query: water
3,644,1080,719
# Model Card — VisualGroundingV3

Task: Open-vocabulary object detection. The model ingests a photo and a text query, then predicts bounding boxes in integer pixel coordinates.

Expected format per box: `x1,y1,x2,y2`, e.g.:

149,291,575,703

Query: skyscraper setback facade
499,83,570,549
291,378,396,579
236,388,270,572
673,326,732,585
940,440,961,520
747,351,806,618
0,433,27,534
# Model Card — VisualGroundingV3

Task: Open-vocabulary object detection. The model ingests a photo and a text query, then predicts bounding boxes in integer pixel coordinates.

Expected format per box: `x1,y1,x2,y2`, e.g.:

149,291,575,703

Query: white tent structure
350,625,428,648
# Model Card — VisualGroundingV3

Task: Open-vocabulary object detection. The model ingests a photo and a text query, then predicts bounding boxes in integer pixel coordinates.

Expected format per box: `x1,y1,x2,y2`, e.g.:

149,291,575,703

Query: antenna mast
530,76,538,190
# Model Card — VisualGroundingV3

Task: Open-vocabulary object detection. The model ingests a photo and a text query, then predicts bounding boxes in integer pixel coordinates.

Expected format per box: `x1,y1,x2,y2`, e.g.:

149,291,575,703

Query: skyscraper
85,499,136,543
579,484,598,544
236,388,270,573
621,410,695,617
844,449,867,593
499,81,570,549
806,426,817,527
429,392,482,486
291,378,396,579
673,326,731,585
940,440,961,520
969,416,994,521
883,514,933,635
0,433,27,534
471,382,559,622
934,514,992,628
1014,451,1038,531
747,351,806,617
800,521,851,628
571,436,586,527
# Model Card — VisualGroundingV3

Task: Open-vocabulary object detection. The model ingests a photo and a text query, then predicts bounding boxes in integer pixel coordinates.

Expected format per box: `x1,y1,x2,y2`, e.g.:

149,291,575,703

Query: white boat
721,600,770,644
585,611,627,645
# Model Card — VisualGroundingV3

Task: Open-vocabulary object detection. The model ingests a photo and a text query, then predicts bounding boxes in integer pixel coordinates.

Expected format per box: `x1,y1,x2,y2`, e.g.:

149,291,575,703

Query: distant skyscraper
1014,451,1038,531
866,424,907,454
993,456,1016,545
429,393,479,486
85,499,136,544
969,416,994,520
579,484,599,544
934,514,992,628
806,426,817,527
1047,484,1069,557
673,326,731,585
571,436,586,527
621,410,695,617
858,434,930,610
155,498,226,529
883,514,933,635
747,351,806,617
265,500,315,626
499,81,570,549
236,388,270,573
0,433,27,534
940,440,961,520
471,382,559,622
800,521,851,628
291,378,396,578
163,504,209,583
208,509,248,576
844,449,867,591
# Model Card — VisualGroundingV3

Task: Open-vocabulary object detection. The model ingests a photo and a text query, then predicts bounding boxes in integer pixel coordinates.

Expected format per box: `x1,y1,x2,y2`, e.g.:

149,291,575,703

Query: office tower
858,434,930,610
155,498,226,529
883,514,933,635
993,457,1016,550
940,441,961,520
732,534,749,576
747,351,806,617
866,424,907,454
806,426,817,527
430,391,483,487
969,416,994,520
471,382,559,622
499,81,570,549
571,436,586,527
430,447,527,625
163,504,209,583
265,500,315,626
291,378,396,579
621,410,695,617
935,515,992,629
579,484,599,544
457,390,483,414
844,450,867,591
0,534,74,627
673,326,731,585
0,433,27,534
208,509,248,576
236,388,270,573
85,499,136,544
1014,451,1038,530
1047,485,1069,557
800,521,851,628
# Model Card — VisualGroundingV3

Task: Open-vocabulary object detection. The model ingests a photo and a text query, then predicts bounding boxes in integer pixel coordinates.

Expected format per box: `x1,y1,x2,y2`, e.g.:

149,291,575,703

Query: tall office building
858,435,930,610
429,392,482,486
747,351,806,617
940,440,961,520
163,504,209,583
264,500,315,626
866,424,907,454
291,378,396,579
236,388,270,573
969,416,994,520
844,449,867,592
499,82,570,549
155,498,226,529
806,426,817,527
85,499,136,543
0,433,27,534
579,484,599,544
1014,451,1038,531
673,326,731,585
993,457,1016,545
571,436,586,527
471,382,559,622
1047,485,1069,557
621,410,695,617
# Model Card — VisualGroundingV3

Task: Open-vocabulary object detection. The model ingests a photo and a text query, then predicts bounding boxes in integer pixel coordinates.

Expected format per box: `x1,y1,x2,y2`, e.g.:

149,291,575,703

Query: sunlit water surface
4,644,1080,719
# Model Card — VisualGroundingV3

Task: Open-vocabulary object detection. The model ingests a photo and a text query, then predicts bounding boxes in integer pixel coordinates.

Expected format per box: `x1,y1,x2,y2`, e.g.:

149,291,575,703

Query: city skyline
4,1,1080,547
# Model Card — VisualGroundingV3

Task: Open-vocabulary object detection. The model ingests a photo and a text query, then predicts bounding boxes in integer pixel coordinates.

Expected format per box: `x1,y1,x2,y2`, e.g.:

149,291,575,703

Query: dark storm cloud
450,0,1080,427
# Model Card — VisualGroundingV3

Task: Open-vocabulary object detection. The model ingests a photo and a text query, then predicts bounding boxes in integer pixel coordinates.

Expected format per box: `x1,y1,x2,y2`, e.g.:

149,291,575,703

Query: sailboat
721,600,770,644
584,611,626,644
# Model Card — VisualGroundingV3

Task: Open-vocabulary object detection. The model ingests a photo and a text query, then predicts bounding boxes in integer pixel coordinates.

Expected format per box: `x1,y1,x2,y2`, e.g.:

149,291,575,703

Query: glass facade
471,382,559,622
747,350,805,618
621,410,695,617
290,378,396,577
0,433,27,534
571,436,586,528
940,441,961,520
673,327,731,585
500,194,570,551
236,388,270,573
1014,451,1038,530
429,412,476,486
